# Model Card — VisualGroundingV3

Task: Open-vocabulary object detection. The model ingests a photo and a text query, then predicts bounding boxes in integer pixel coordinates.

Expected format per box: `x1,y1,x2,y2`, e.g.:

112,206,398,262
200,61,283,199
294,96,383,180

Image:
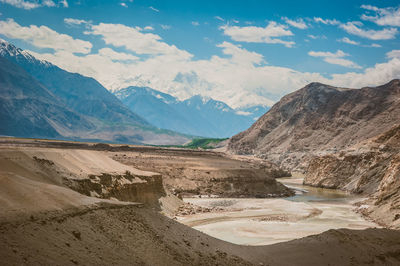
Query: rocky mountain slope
0,39,188,145
115,86,269,138
0,57,94,139
305,124,400,228
228,80,400,171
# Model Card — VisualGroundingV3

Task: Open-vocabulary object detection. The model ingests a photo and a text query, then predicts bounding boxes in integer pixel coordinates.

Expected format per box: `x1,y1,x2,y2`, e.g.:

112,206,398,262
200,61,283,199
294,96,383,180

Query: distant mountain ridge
115,86,269,138
0,56,94,139
228,80,400,170
0,39,189,145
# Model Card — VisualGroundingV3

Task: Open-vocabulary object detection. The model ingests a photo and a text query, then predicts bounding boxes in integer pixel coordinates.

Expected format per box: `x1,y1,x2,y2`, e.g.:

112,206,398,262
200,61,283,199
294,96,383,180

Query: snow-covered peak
0,39,52,67
0,38,22,57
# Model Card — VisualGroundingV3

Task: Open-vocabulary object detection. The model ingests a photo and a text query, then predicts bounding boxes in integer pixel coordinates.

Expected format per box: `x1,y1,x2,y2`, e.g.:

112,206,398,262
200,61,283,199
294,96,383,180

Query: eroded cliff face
0,147,166,207
304,125,400,228
110,148,293,198
228,80,400,172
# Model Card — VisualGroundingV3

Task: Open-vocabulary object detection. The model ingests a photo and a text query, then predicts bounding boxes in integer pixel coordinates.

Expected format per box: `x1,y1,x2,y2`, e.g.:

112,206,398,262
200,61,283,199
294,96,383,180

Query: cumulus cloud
217,41,265,65
0,0,62,9
338,37,359,45
221,22,295,48
0,18,92,53
84,23,191,59
313,17,340,25
282,17,308,29
64,18,90,26
340,22,397,40
361,5,400,27
386,50,400,59
329,58,400,88
7,20,399,109
309,49,362,69
98,47,138,61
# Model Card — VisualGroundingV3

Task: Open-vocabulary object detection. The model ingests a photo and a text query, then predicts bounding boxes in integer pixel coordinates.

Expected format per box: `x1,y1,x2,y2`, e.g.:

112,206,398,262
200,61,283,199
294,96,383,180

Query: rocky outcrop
64,172,165,206
228,80,400,171
304,125,400,228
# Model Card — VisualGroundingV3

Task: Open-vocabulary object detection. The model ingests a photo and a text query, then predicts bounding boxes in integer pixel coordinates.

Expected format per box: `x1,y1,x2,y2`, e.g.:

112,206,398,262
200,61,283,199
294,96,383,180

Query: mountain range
0,39,271,143
0,39,188,145
114,86,269,138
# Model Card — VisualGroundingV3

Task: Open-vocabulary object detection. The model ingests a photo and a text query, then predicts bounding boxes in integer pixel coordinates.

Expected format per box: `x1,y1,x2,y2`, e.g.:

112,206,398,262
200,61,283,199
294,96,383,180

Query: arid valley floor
0,138,399,266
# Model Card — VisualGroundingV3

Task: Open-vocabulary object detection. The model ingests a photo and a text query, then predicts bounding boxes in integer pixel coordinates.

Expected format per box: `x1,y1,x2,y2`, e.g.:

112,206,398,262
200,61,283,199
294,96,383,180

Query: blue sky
0,0,399,108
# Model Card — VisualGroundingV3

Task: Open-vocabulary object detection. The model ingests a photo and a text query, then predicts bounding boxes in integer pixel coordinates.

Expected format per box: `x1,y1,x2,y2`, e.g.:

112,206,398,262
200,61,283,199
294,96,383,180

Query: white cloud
11,20,399,109
143,26,154,31
64,18,89,26
192,21,200,26
361,5,400,27
0,18,92,53
329,58,400,88
149,6,159,12
340,21,397,40
283,17,308,29
307,34,326,40
386,50,400,59
217,41,265,65
215,16,224,22
370,43,381,48
42,0,55,7
160,24,171,30
313,17,340,25
84,22,191,59
0,0,67,9
59,0,68,7
98,47,138,61
120,2,127,8
221,22,295,48
309,49,361,69
0,0,59,9
338,37,359,45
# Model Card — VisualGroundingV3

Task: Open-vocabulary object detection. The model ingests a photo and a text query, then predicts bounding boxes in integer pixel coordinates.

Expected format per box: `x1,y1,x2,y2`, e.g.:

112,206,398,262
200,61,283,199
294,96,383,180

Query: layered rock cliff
305,124,400,228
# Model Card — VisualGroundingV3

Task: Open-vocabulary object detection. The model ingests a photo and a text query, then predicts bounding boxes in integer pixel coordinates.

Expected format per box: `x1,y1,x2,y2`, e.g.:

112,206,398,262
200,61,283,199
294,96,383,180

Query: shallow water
178,175,378,245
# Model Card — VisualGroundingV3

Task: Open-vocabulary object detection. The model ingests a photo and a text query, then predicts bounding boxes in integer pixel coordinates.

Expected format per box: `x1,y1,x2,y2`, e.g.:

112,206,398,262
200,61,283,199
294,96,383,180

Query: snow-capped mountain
0,39,189,145
115,86,270,138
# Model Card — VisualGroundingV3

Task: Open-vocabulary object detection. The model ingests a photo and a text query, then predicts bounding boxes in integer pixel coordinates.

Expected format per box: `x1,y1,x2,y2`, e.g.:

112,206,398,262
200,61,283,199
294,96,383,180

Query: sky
0,0,399,108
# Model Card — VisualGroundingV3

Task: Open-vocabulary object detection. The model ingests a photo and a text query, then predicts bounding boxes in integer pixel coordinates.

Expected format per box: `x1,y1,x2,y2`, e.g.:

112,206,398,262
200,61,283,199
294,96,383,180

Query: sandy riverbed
178,176,378,245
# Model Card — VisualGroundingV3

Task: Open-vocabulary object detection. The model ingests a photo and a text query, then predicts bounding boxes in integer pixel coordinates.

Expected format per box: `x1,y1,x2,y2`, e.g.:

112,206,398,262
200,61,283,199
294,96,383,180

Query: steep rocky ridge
305,124,400,228
228,79,400,171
